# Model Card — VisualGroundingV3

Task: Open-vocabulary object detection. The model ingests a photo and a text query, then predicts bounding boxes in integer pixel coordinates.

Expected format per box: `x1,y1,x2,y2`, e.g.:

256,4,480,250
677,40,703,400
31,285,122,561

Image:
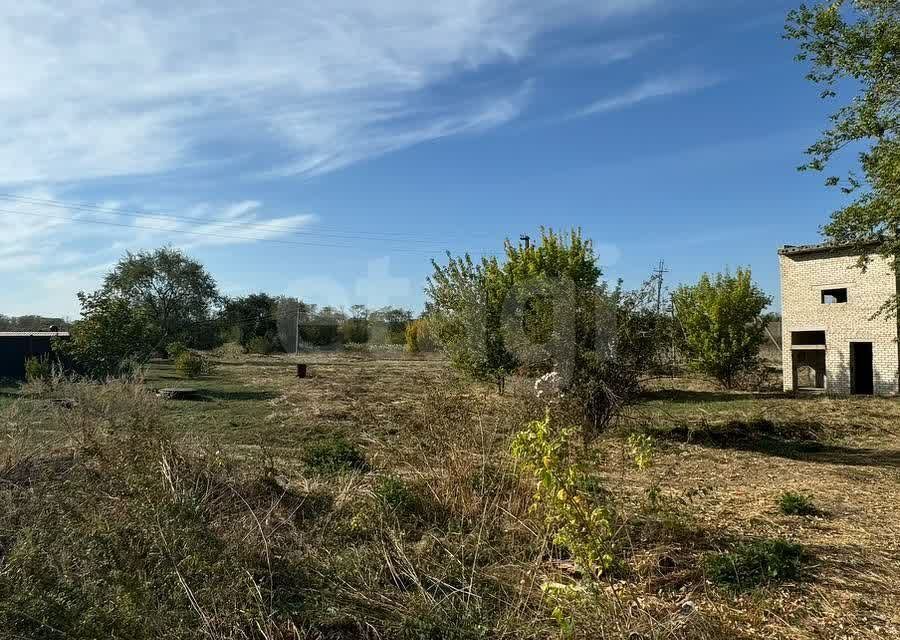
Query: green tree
369,306,413,344
672,269,772,388
222,293,283,352
54,291,154,379
785,0,900,315
427,228,603,391
427,252,513,390
341,304,370,344
298,305,343,347
501,229,603,374
102,248,220,346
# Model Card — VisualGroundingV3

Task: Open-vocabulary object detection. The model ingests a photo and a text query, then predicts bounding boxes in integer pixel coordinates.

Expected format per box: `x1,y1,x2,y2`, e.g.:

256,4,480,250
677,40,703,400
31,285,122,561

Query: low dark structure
0,332,69,380
158,388,199,400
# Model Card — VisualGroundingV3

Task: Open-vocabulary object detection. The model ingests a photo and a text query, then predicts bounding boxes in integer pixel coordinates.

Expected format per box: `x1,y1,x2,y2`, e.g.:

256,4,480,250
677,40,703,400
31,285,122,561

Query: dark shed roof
0,332,70,337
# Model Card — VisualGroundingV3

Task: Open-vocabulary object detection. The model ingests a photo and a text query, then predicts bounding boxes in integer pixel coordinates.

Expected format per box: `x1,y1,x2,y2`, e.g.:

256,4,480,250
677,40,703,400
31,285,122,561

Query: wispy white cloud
543,34,666,68
0,1,669,185
0,190,316,302
571,69,722,118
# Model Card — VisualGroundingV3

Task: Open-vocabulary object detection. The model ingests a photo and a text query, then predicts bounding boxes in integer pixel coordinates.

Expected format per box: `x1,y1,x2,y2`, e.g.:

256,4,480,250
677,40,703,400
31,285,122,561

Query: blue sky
1,0,853,318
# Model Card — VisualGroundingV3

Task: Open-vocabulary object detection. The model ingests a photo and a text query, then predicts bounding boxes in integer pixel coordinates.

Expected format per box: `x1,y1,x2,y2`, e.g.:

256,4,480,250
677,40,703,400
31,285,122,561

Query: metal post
653,260,669,316
294,303,300,354
670,302,677,375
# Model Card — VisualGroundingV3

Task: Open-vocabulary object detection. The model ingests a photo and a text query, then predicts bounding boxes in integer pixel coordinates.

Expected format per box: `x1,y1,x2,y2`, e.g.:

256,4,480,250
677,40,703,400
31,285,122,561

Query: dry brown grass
1,356,898,638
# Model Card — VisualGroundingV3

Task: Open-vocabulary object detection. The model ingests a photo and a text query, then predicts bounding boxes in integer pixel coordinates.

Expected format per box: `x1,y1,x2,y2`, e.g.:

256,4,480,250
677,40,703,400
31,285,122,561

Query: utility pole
652,260,669,315
520,234,531,249
670,301,677,375
294,303,300,355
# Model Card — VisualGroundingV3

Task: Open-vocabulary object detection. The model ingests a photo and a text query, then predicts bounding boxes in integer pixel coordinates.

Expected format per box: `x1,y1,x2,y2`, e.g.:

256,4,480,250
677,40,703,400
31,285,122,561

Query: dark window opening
792,330,826,346
821,288,848,304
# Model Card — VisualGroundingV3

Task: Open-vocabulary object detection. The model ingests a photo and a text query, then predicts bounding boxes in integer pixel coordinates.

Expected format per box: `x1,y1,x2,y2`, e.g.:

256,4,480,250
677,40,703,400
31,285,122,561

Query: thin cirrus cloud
0,1,673,186
0,190,316,276
570,69,723,119
543,34,666,68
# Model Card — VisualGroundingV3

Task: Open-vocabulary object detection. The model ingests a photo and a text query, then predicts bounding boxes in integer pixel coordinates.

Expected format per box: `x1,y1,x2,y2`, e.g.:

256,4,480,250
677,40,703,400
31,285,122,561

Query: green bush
341,318,369,344
302,436,369,474
245,335,277,355
705,539,807,590
299,322,341,347
672,269,772,388
778,491,820,516
405,319,436,353
53,292,154,379
24,356,52,382
174,351,212,379
166,341,188,359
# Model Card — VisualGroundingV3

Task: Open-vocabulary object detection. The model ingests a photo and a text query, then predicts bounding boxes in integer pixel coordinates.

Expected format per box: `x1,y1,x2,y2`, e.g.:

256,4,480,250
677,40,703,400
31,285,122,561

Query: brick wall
779,247,899,395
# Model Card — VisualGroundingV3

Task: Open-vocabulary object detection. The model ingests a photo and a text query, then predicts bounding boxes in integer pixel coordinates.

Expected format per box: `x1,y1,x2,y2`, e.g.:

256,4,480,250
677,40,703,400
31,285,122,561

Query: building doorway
792,349,826,391
850,342,874,395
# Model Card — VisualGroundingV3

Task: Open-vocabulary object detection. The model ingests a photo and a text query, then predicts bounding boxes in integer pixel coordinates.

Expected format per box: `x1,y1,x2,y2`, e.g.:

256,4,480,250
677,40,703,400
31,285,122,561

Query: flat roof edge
778,240,881,257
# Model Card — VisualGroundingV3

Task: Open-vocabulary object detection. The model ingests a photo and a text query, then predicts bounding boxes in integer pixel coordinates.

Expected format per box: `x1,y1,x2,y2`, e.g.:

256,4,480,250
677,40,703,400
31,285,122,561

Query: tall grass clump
24,355,53,383
0,379,310,639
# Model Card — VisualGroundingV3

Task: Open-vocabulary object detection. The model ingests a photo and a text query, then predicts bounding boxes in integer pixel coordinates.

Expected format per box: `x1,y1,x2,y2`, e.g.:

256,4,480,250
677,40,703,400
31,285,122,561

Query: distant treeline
219,294,414,353
0,315,69,332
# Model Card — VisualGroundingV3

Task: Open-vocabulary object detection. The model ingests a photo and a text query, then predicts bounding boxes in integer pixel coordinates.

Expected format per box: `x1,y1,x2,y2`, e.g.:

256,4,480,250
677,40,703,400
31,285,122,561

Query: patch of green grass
373,474,441,526
705,539,808,590
777,491,820,516
376,475,419,512
303,435,369,474
141,361,282,446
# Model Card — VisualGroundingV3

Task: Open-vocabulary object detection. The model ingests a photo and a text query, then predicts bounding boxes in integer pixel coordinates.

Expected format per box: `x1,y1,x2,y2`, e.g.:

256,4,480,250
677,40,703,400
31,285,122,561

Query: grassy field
1,352,898,639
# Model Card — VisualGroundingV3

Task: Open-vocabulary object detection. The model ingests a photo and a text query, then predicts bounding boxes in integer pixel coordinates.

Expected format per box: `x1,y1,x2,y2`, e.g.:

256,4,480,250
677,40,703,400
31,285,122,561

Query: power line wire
0,207,499,257
0,193,491,245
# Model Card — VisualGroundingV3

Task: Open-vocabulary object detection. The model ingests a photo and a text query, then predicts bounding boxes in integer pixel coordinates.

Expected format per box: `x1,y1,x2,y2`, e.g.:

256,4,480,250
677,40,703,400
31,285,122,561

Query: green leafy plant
626,433,655,471
341,305,370,344
540,581,587,638
405,318,434,354
778,491,820,516
672,269,772,388
705,539,808,590
166,341,188,359
374,475,431,523
53,291,154,379
427,228,601,393
368,306,412,345
511,414,615,578
174,351,212,379
302,436,369,474
245,335,276,355
24,356,53,383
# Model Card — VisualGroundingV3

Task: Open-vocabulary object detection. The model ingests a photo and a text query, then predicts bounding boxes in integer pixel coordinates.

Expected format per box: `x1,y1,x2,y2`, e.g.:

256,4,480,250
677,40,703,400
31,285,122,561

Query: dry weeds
0,357,897,638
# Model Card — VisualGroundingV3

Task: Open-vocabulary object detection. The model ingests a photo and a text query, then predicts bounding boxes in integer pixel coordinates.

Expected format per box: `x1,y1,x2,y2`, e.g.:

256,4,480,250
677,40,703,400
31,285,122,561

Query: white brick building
779,242,899,396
